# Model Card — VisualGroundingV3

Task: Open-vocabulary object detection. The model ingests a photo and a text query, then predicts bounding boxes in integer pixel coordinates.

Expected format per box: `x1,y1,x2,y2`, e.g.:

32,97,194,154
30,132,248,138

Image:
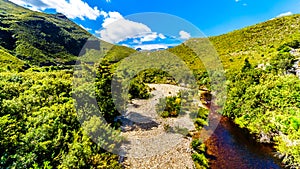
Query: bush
285,40,300,49
128,79,150,99
192,153,209,168
194,108,209,129
157,94,182,118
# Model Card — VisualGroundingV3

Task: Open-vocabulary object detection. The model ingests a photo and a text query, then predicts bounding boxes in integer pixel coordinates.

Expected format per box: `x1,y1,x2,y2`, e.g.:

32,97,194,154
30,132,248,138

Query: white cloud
79,24,92,31
270,11,293,20
97,12,152,43
158,33,166,39
133,39,140,44
133,44,170,51
100,11,108,18
140,33,158,42
276,11,293,18
101,11,123,27
9,0,46,11
235,0,247,6
8,0,101,20
9,0,47,8
179,30,191,40
95,12,187,50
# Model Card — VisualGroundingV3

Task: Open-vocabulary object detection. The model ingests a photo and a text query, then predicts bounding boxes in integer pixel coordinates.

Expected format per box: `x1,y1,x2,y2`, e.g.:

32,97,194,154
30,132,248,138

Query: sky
8,0,300,50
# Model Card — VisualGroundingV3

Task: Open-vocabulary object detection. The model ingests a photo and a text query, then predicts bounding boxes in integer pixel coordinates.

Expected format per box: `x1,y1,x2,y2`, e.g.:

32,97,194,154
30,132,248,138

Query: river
202,114,284,169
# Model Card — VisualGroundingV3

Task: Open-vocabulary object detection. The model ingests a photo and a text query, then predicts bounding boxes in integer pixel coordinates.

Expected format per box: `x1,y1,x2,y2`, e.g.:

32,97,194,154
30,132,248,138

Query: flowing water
203,114,284,169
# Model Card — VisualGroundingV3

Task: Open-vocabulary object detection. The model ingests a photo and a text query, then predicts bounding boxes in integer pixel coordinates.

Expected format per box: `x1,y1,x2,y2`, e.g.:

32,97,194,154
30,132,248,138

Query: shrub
192,153,209,168
157,94,182,118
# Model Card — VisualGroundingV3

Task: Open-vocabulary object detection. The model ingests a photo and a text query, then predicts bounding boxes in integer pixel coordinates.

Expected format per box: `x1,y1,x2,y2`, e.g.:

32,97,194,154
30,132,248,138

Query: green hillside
2,0,300,72
165,14,300,73
154,14,300,168
0,1,123,168
209,14,300,70
1,0,300,168
0,48,24,72
210,14,300,168
0,0,90,66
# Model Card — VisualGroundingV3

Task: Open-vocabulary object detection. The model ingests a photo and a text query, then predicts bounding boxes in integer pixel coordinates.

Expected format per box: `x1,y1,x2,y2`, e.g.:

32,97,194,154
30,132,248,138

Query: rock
117,84,200,168
259,132,271,143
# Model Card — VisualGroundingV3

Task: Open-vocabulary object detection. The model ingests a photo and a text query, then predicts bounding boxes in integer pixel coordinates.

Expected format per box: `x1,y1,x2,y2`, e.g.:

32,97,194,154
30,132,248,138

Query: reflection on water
204,115,283,169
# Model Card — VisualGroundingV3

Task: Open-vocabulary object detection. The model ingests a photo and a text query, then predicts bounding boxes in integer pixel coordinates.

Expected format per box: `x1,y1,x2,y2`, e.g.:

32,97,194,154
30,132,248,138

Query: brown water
203,114,284,169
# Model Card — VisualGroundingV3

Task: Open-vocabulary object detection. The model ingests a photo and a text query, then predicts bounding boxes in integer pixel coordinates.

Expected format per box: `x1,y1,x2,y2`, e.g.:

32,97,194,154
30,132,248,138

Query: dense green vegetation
208,14,300,70
190,107,210,168
0,0,124,168
0,0,91,66
224,43,300,168
94,60,121,124
128,78,151,99
0,70,122,168
191,139,209,169
134,68,176,84
170,15,300,168
0,48,24,72
2,0,300,167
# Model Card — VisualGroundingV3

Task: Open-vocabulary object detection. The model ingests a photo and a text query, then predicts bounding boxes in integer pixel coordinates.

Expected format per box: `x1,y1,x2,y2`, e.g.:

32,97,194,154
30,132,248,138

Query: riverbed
204,115,284,169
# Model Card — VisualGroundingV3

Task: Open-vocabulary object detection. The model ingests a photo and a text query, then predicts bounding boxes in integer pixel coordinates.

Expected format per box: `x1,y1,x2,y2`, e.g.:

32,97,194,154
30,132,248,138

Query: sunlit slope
1,0,300,73
209,14,300,70
0,0,90,66
167,14,300,71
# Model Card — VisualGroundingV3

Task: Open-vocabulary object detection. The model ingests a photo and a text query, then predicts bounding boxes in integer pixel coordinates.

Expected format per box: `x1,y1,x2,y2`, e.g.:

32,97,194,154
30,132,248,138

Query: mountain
1,0,300,72
1,0,300,168
209,14,300,70
0,0,91,67
154,14,300,73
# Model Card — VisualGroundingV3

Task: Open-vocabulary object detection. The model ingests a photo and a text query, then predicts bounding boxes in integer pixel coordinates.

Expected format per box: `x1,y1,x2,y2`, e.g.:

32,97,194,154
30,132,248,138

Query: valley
1,0,300,168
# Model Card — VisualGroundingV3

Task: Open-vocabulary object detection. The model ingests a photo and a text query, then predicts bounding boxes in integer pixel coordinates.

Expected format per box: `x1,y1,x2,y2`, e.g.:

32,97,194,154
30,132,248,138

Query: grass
0,48,24,72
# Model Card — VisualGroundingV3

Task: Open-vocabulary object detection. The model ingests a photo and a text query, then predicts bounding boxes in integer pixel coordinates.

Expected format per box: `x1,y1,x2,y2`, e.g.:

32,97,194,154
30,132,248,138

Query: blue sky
88,0,300,35
8,0,300,50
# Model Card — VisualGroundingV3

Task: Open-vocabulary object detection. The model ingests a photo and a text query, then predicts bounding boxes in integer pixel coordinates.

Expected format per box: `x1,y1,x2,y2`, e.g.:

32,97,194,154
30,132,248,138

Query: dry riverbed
117,84,200,169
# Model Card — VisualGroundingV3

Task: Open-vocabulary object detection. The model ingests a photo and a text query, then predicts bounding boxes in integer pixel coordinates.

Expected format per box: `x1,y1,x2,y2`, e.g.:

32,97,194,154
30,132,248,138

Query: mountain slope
0,47,24,72
209,14,300,70
1,0,300,168
0,0,91,67
2,0,300,72
167,14,300,71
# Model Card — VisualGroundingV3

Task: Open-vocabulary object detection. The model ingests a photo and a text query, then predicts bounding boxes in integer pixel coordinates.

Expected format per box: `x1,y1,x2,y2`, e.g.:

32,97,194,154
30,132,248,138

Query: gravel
117,84,198,169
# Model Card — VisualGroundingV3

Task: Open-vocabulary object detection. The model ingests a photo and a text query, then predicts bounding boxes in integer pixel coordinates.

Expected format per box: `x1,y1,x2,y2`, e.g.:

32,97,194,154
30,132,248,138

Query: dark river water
203,114,284,169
